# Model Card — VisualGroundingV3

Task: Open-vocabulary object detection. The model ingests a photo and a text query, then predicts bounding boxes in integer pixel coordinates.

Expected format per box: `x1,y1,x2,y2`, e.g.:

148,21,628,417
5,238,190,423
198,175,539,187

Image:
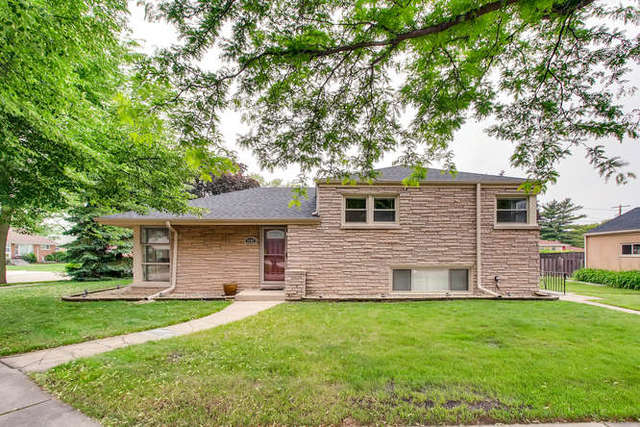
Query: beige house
584,207,640,271
97,166,541,300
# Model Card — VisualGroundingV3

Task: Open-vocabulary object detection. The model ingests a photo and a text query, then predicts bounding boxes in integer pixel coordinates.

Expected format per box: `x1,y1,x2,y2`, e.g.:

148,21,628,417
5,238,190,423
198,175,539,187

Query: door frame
260,225,287,288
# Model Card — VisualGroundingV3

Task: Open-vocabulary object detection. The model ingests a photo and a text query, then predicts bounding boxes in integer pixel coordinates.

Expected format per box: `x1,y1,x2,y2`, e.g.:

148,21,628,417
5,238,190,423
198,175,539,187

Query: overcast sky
127,3,640,224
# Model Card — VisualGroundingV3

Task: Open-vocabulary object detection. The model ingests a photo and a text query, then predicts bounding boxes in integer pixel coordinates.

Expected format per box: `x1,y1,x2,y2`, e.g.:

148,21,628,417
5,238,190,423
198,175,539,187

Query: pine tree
63,206,133,281
539,199,587,244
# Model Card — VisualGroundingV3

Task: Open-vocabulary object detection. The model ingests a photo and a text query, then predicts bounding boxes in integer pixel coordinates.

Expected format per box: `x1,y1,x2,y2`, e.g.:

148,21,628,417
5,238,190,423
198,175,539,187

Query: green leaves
144,0,639,187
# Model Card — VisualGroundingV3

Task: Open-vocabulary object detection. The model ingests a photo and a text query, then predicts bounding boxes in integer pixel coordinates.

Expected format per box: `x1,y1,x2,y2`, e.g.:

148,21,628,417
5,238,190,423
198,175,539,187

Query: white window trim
388,264,474,295
494,194,538,229
141,227,171,282
620,242,640,257
341,194,400,229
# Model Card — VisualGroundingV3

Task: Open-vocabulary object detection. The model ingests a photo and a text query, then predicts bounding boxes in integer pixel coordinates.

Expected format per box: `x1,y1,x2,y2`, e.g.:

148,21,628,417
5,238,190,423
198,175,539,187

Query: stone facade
286,184,539,298
284,269,306,300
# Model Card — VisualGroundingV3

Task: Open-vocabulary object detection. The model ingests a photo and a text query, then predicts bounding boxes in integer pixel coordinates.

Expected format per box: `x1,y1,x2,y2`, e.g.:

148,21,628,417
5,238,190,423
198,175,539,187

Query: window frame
41,244,50,250
390,266,471,293
342,194,399,227
140,227,171,282
620,243,640,257
494,194,537,228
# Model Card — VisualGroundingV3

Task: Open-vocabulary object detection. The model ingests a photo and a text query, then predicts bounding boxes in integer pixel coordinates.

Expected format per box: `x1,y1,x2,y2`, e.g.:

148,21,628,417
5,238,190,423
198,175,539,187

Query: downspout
147,221,178,300
476,183,500,297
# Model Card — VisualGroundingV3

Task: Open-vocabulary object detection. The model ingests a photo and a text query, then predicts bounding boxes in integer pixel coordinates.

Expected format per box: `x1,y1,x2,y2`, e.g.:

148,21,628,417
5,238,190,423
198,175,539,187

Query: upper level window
141,227,170,281
374,198,396,222
621,243,640,256
496,198,528,224
41,244,50,250
344,195,398,225
345,198,367,223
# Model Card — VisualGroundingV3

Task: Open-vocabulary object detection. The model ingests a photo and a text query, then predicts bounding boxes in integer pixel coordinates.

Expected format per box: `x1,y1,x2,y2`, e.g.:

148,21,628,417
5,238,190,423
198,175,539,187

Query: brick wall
286,184,539,297
36,244,57,262
174,225,261,294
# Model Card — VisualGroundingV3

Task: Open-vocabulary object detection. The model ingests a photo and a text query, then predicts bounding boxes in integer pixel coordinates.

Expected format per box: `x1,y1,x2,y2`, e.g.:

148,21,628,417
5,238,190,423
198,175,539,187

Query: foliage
564,222,600,248
0,0,229,284
539,198,587,243
190,163,260,198
37,301,640,425
21,252,37,264
573,268,640,290
142,0,640,188
45,252,67,263
0,279,229,356
63,205,133,281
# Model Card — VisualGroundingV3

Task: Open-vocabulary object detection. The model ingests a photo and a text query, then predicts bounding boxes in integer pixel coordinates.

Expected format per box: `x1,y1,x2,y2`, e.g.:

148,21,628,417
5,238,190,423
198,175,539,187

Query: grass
567,280,640,311
0,279,229,356
37,300,640,426
6,262,67,272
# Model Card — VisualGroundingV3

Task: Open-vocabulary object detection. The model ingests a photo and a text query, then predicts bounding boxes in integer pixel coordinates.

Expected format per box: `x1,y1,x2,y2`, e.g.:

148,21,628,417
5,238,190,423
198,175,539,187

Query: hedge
572,268,640,290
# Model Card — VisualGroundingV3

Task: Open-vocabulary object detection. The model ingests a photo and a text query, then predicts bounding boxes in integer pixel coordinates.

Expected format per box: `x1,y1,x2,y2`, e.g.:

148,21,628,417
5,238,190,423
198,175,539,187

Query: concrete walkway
1,300,282,372
559,293,640,315
0,362,98,426
6,271,67,284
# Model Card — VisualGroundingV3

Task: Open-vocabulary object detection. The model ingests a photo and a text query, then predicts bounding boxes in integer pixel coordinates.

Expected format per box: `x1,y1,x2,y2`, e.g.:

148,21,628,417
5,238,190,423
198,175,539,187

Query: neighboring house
6,228,58,263
538,240,584,252
584,207,640,271
97,166,541,300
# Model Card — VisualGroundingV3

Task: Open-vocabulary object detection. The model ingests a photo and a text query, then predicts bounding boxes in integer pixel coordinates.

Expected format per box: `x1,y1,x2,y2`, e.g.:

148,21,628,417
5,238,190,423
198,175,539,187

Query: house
584,207,640,271
97,166,541,300
6,228,58,263
538,240,584,252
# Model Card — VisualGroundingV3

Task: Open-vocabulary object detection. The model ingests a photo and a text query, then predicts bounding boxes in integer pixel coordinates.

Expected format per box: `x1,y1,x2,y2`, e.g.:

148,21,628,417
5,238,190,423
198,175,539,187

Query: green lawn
6,262,67,272
0,279,229,356
567,280,640,311
37,301,640,426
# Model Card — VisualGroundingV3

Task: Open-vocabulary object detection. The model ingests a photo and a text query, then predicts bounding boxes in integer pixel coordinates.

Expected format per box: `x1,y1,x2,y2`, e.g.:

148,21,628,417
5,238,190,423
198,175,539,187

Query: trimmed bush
573,268,640,290
21,252,37,263
44,251,66,262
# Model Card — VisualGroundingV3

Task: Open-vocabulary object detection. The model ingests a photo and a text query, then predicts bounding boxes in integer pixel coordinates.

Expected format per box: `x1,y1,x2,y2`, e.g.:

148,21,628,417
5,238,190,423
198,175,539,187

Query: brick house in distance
6,228,58,263
97,166,541,300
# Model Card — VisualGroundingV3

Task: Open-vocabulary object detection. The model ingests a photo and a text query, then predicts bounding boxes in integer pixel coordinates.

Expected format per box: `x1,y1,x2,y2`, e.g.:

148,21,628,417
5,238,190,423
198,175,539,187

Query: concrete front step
235,289,286,302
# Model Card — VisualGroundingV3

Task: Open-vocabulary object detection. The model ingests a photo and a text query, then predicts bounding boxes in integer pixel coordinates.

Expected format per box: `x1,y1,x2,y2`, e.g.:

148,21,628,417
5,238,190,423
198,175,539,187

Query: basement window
392,268,469,292
141,227,170,281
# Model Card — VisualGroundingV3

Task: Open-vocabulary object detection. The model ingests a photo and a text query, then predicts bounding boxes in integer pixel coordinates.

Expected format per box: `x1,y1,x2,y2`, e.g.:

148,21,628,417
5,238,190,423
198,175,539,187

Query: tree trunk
0,207,12,285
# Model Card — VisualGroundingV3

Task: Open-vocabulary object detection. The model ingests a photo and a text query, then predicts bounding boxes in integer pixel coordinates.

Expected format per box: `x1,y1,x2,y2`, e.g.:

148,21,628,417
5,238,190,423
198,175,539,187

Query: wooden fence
540,252,584,276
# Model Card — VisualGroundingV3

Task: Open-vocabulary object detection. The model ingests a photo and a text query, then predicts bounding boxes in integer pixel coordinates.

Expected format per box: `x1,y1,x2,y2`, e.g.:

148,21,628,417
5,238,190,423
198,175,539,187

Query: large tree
539,198,587,243
190,163,260,197
142,0,640,188
0,1,226,283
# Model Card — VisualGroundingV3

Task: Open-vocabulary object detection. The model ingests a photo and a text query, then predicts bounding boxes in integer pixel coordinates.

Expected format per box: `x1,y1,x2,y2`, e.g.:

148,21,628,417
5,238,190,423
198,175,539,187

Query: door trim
260,226,286,288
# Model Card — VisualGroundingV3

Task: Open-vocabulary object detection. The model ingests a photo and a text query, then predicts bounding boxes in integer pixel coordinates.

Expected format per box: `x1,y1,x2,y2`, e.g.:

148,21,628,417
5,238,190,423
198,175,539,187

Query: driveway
6,271,67,284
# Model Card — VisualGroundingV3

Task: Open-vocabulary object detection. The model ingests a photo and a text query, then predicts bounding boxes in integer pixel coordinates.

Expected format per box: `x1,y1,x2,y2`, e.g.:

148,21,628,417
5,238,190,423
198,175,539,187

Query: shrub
44,251,66,262
21,252,37,263
573,268,640,290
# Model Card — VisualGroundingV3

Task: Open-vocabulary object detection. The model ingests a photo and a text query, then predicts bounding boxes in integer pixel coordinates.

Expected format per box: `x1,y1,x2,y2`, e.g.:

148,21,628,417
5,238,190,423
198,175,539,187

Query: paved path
0,362,98,426
6,271,67,284
0,301,281,426
1,300,282,372
559,293,640,315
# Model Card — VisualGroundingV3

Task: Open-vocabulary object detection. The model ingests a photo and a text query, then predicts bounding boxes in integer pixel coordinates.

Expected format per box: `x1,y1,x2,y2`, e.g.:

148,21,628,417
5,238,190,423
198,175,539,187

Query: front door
263,227,286,283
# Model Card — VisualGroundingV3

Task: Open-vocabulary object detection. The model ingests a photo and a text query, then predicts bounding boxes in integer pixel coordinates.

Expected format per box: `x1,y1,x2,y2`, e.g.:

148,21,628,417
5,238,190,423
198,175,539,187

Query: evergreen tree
539,199,587,243
63,206,133,281
564,223,601,248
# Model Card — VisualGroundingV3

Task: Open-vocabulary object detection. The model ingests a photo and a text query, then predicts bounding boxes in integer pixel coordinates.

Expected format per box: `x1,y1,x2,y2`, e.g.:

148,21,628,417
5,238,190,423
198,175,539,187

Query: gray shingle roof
344,166,525,183
101,187,317,221
587,207,640,234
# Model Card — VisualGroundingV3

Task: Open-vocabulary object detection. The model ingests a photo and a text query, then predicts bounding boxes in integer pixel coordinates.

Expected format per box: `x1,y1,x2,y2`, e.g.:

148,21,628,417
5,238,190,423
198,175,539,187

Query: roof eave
584,228,640,237
315,180,526,186
95,217,321,227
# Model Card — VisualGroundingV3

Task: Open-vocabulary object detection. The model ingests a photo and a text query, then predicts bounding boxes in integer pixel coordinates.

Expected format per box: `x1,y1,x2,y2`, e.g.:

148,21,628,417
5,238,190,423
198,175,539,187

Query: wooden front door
263,227,286,282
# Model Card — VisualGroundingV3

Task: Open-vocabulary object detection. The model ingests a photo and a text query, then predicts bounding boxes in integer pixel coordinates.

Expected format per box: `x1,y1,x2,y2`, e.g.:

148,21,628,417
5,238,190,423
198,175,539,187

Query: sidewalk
0,362,98,426
6,271,67,284
559,293,640,316
1,300,282,372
